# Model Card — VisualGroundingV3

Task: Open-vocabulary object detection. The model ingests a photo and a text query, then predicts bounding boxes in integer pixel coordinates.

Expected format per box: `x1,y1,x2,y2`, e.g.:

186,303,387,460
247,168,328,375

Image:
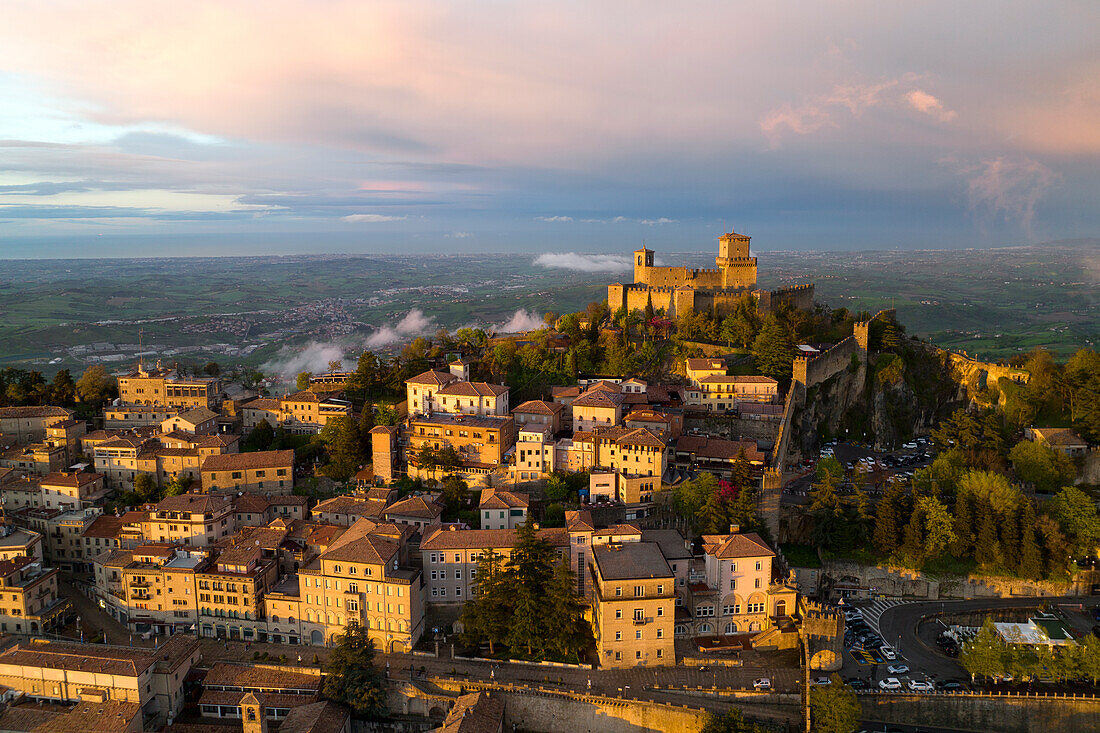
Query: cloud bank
365,308,435,348
262,341,346,382
497,309,546,333
533,253,633,274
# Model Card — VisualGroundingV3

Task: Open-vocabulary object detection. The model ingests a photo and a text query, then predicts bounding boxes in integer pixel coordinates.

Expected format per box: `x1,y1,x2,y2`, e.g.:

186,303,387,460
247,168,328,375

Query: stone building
590,541,676,668
607,230,813,318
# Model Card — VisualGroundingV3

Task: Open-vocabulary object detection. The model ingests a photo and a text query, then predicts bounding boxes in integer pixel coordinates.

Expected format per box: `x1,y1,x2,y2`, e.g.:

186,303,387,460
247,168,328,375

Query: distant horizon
0,232,1093,261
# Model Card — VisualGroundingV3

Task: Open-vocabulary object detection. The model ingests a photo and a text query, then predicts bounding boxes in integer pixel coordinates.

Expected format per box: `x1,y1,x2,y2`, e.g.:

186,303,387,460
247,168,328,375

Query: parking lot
783,438,937,504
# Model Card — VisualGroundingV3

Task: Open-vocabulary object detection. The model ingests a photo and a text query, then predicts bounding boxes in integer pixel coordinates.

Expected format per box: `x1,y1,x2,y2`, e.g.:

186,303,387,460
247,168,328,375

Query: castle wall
637,265,725,289
756,284,815,315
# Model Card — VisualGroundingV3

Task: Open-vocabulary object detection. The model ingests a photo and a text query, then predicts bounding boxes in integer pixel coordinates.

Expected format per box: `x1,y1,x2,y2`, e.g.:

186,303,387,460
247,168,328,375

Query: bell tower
242,693,268,733
716,230,757,289
717,230,751,264
633,246,654,284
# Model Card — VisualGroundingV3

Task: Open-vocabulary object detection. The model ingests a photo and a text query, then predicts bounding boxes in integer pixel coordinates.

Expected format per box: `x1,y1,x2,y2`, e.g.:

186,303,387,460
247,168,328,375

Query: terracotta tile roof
0,406,72,419
593,523,642,538
244,398,282,411
437,381,509,398
409,413,512,430
421,526,568,550
313,495,387,518
593,541,673,581
405,370,457,387
1033,427,1087,446
550,385,582,399
368,425,397,435
685,358,725,370
279,701,351,733
478,489,529,510
624,410,671,424
0,640,155,676
565,510,594,532
702,532,775,560
172,407,219,424
675,435,764,462
2,700,142,733
512,399,563,416
39,471,102,487
320,519,401,564
438,691,505,733
0,556,34,577
198,689,318,710
384,494,443,520
641,529,692,559
82,515,126,539
572,386,625,409
202,449,294,471
203,661,321,690
156,492,233,514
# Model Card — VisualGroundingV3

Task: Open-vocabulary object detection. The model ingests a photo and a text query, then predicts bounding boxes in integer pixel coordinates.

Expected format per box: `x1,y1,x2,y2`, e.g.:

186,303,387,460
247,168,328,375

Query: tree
243,419,275,452
1017,500,1043,579
327,359,343,373
296,372,313,391
319,415,364,482
1008,440,1076,493
460,550,511,654
49,369,77,405
375,402,401,427
542,562,593,660
75,365,115,406
163,474,193,497
440,474,470,517
1045,486,1100,557
133,474,158,503
321,621,387,718
809,674,860,733
873,483,904,555
960,619,1008,681
751,315,793,381
506,522,556,655
202,361,220,376
918,496,957,561
698,709,767,733
1036,515,1071,579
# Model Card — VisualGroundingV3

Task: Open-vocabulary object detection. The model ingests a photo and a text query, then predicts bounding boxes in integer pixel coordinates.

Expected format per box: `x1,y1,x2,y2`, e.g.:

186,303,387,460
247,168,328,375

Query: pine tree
999,503,1020,570
505,522,555,656
751,315,793,381
459,550,511,654
321,621,387,718
542,562,593,661
1018,501,1042,580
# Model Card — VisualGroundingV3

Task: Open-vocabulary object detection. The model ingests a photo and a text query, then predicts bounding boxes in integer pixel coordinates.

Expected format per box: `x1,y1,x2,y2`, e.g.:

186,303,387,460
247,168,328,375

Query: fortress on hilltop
607,230,814,317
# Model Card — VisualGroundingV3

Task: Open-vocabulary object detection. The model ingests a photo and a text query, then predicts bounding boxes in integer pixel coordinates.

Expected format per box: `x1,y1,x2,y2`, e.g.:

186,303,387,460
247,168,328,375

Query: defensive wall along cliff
863,692,1100,733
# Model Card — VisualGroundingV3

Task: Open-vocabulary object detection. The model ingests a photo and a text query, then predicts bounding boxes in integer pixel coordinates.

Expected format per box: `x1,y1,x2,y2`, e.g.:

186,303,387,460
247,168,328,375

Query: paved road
877,595,1100,679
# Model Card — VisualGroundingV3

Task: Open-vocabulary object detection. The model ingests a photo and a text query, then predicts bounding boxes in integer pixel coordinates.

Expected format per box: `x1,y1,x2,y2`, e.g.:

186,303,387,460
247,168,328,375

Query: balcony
632,616,651,626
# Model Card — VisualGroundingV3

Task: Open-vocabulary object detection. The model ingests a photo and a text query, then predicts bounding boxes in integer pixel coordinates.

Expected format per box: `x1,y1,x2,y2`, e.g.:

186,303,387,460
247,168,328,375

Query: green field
0,240,1094,373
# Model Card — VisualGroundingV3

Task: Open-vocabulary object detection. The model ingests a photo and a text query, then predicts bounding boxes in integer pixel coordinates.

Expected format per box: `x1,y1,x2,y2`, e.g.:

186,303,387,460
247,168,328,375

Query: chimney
729,524,740,534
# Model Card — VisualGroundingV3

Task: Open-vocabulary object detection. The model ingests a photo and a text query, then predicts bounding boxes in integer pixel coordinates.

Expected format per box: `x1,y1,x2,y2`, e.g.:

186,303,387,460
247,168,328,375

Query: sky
1,1,1099,257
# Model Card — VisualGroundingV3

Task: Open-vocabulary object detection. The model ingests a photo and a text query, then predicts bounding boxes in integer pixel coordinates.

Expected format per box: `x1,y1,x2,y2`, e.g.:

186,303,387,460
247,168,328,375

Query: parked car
812,677,832,686
753,677,771,690
847,678,869,689
878,677,902,690
887,664,910,675
880,645,897,661
937,679,965,691
908,679,934,692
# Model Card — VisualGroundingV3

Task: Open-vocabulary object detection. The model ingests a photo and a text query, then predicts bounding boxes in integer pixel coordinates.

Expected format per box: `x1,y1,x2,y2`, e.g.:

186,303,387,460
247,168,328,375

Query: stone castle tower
610,229,812,319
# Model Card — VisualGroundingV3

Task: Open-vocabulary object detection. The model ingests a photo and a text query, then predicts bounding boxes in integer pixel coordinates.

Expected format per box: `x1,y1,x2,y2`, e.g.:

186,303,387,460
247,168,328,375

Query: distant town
0,231,1096,733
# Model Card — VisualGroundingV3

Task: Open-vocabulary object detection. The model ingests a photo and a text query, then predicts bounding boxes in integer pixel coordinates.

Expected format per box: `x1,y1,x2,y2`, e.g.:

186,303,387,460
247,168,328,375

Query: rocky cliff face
796,345,958,453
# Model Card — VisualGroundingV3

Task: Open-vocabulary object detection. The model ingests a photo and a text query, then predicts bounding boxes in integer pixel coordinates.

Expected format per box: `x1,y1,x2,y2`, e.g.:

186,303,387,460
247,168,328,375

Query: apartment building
0,441,67,476
405,370,459,416
233,493,308,527
590,542,675,668
478,489,528,530
593,426,667,479
82,514,125,560
13,506,99,573
0,635,200,725
146,493,235,547
684,358,725,384
0,556,67,634
39,470,109,509
419,525,569,603
0,526,43,563
687,529,797,638
295,518,425,651
512,425,557,481
0,406,74,443
511,399,563,434
312,494,388,526
382,494,443,529
272,391,352,435
406,413,515,478
117,365,221,409
673,435,766,479
571,383,625,432
195,543,279,641
160,407,219,435
202,450,294,493
44,418,87,464
104,405,178,429
563,511,643,598
684,375,778,412
432,381,510,417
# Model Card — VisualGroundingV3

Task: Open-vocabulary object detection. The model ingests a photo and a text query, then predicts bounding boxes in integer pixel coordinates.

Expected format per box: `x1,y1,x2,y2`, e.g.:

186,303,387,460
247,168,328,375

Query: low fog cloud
262,340,346,381
533,252,633,274
365,308,435,348
497,309,546,333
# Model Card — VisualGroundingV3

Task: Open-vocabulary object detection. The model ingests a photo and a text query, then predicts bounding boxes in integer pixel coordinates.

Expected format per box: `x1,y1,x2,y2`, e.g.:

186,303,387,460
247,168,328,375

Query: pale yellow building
201,450,294,494
0,555,67,635
0,406,74,443
571,383,625,432
591,542,675,667
684,375,778,412
117,365,220,409
147,493,235,547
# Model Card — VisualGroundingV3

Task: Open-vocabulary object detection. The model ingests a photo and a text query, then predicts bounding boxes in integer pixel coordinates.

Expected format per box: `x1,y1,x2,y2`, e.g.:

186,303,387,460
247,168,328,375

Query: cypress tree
951,490,974,559
975,499,998,567
1018,501,1042,580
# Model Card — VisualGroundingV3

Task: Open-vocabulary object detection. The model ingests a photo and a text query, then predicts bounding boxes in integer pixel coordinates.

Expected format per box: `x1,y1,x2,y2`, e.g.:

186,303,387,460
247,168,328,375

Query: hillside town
0,232,1096,733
